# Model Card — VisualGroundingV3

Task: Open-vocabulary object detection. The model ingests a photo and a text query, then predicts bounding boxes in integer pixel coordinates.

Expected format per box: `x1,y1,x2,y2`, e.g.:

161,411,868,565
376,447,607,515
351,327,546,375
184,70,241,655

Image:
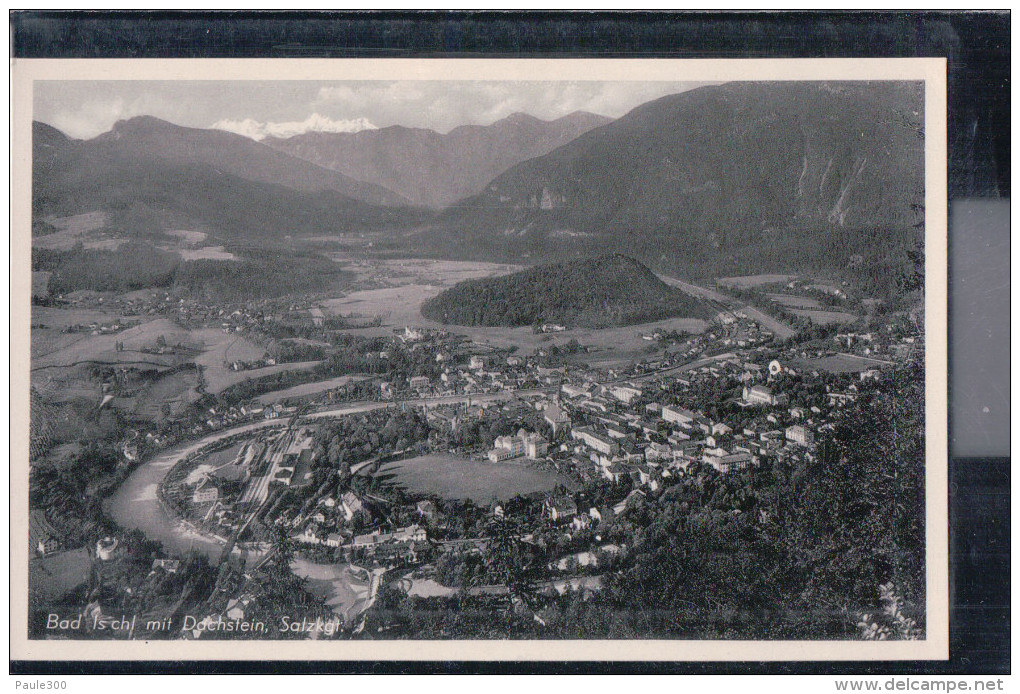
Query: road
658,272,796,339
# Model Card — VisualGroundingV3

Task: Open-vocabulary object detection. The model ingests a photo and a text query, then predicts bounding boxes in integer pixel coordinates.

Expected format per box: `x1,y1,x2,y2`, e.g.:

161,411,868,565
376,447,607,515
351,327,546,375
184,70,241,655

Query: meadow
317,258,708,366
789,308,860,325
716,274,798,289
29,548,91,605
256,375,369,405
374,453,576,502
796,353,889,373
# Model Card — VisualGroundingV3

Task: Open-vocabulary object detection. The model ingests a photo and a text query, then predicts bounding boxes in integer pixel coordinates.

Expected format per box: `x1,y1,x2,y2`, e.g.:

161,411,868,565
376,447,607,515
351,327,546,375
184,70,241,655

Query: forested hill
420,255,710,328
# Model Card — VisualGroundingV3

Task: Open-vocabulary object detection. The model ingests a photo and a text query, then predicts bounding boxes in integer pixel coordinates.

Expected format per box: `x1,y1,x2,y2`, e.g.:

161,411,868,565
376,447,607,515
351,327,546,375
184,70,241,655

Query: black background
10,10,1009,676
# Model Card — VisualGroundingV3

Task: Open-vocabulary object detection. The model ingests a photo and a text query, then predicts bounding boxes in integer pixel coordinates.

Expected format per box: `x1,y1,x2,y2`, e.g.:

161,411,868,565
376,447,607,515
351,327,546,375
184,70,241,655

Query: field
33,212,118,251
257,375,369,405
377,258,523,285
158,229,239,261
789,308,859,325
31,306,132,360
29,548,91,605
33,365,103,405
320,285,440,327
375,454,576,502
193,442,245,469
164,230,208,245
767,293,823,309
318,258,522,324
318,259,709,366
189,327,272,393
176,246,238,261
32,317,195,371
717,274,798,289
796,353,891,374
115,369,202,422
204,360,322,395
30,308,321,398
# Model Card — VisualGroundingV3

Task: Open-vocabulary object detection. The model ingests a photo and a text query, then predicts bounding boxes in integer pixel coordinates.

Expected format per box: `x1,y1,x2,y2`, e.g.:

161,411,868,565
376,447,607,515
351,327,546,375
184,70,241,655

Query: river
104,390,540,560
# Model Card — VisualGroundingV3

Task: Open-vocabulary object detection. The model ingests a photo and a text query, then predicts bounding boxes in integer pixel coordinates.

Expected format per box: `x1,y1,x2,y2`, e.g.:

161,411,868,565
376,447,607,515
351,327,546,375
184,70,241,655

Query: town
28,270,924,641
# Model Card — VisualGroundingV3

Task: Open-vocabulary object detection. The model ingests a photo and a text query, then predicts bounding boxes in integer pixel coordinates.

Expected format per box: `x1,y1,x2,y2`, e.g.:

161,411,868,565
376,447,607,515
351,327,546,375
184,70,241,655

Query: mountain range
424,81,925,287
31,119,425,240
32,81,925,297
263,111,612,208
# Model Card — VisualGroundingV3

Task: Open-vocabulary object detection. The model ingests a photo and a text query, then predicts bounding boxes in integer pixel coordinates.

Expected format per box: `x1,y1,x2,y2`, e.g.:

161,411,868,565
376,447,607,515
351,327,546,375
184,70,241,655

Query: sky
33,80,711,140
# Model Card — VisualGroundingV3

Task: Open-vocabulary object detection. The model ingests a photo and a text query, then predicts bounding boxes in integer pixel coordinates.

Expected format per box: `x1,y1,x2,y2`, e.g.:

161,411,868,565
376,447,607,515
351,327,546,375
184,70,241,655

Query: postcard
10,57,948,662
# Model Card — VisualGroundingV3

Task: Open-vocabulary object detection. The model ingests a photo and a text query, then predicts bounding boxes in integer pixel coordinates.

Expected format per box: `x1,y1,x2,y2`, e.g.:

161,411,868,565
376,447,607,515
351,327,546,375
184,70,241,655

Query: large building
544,402,571,434
561,384,589,399
490,430,547,461
523,432,549,459
662,405,698,426
494,434,525,458
608,385,642,404
488,448,515,463
544,497,578,522
192,477,219,504
572,427,619,456
785,424,815,446
742,384,786,407
703,448,753,473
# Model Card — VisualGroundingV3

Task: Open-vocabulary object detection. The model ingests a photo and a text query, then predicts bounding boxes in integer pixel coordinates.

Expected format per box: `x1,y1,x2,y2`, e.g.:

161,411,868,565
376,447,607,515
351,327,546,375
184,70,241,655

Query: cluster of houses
515,355,850,490
290,492,429,563
29,510,62,556
379,345,587,400
168,429,317,541
60,319,135,335
225,355,277,372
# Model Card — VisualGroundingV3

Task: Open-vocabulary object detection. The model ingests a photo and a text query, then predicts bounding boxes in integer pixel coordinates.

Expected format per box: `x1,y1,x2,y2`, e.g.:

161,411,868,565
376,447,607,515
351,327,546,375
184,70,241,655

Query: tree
485,517,536,610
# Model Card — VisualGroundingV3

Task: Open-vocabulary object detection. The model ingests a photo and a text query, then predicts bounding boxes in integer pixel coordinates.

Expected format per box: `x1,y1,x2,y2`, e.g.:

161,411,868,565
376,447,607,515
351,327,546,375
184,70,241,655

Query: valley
26,78,927,643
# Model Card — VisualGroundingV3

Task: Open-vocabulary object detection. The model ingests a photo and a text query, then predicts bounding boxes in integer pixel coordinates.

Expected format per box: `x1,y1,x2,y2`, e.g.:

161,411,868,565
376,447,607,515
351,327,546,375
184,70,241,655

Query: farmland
717,274,797,289
32,211,118,251
795,353,892,374
767,293,823,309
29,548,91,605
374,454,576,502
112,368,202,422
256,375,370,405
789,308,860,325
316,259,709,366
32,317,196,371
31,306,134,360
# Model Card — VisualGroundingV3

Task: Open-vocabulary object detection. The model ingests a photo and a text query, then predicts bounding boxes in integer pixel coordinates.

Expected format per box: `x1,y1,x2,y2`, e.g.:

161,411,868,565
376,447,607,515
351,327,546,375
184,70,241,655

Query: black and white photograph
10,57,949,662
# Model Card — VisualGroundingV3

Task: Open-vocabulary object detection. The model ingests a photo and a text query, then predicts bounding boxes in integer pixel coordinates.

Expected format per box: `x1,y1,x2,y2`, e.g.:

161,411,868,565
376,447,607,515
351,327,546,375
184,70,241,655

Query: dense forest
421,254,710,328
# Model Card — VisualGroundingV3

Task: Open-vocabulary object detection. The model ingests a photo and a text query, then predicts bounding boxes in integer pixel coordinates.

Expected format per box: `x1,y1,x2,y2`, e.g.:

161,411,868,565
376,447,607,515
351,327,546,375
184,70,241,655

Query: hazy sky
34,80,710,140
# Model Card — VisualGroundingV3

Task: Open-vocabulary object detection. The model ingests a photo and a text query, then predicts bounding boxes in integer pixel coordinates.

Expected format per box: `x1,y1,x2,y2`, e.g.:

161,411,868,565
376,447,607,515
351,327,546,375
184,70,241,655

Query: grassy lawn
375,453,575,502
789,308,859,325
29,548,91,605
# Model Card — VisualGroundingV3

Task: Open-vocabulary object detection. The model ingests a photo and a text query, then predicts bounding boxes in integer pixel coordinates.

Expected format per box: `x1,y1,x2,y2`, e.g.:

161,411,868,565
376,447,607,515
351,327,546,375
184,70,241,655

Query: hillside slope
426,82,925,292
265,111,612,208
31,121,429,241
420,254,710,328
94,116,408,206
